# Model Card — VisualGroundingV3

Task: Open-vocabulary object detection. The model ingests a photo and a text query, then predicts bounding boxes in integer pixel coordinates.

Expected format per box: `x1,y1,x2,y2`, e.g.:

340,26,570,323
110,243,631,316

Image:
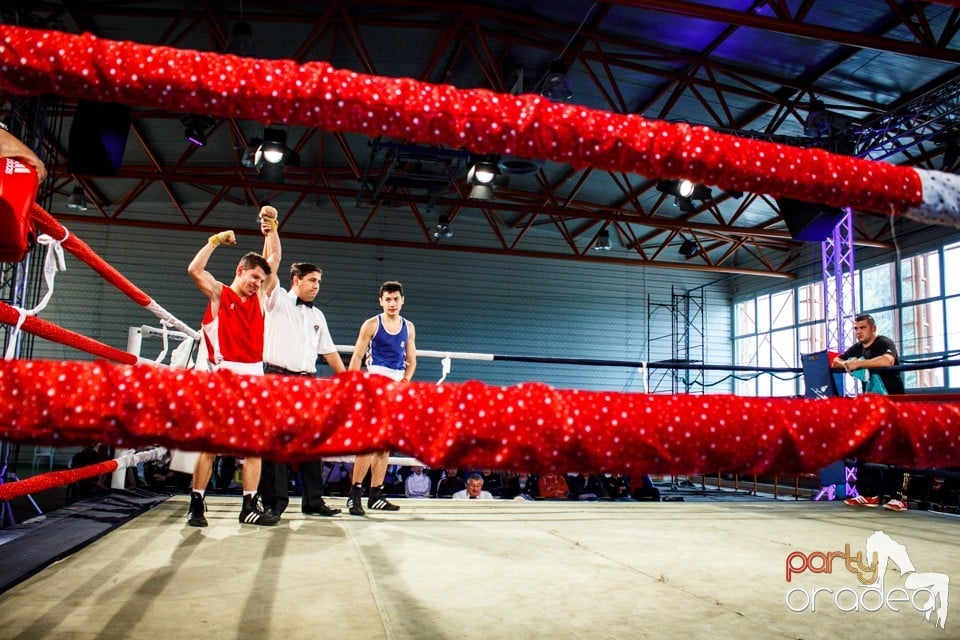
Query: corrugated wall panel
27,220,734,393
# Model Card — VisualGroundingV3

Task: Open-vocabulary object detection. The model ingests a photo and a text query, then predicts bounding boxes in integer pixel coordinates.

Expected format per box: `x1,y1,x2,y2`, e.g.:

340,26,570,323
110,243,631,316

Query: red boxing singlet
202,286,264,364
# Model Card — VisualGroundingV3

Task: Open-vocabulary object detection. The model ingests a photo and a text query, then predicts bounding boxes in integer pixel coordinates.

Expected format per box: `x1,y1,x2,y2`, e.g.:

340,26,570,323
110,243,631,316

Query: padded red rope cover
0,24,921,216
1,359,957,474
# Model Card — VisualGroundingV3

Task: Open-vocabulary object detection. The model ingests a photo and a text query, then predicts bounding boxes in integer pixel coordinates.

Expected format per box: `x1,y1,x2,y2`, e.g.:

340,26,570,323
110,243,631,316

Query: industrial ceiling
5,0,960,278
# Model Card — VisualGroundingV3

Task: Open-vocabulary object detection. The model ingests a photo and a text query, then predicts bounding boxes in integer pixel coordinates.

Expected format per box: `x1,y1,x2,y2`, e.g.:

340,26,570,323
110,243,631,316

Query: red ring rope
0,459,117,501
31,205,197,338
0,24,923,216
0,446,166,501
0,359,957,475
0,301,137,364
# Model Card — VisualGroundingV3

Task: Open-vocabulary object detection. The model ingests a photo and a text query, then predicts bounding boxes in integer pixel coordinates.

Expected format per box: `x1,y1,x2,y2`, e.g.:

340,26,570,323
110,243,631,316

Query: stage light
66,185,88,211
182,115,215,147
240,126,300,183
541,59,573,102
226,20,256,57
679,238,698,257
433,214,453,239
593,228,611,251
261,127,290,164
656,179,713,210
467,156,502,200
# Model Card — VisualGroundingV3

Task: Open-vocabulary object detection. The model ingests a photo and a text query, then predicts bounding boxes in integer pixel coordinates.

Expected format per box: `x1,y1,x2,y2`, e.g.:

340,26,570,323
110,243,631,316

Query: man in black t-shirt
833,314,910,512
832,313,905,395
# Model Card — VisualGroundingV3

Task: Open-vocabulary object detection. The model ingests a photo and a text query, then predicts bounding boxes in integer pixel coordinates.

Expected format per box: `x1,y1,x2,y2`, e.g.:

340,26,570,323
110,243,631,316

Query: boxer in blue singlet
345,280,417,515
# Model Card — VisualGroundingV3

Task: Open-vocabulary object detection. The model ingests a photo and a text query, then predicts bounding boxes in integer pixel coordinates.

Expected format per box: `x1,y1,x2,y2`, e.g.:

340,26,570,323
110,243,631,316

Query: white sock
193,489,205,498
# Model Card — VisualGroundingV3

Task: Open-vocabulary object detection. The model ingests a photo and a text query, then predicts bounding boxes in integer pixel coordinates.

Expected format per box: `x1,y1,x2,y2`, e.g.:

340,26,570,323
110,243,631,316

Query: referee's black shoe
303,500,341,517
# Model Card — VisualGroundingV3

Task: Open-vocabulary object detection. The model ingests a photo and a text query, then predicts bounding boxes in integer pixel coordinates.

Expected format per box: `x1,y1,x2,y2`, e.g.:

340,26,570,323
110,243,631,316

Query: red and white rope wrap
0,360,957,476
1,24,957,225
0,446,166,501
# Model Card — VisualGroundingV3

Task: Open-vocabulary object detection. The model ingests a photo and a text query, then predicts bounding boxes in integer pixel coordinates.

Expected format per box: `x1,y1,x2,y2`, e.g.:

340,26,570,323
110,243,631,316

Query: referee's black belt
264,363,315,377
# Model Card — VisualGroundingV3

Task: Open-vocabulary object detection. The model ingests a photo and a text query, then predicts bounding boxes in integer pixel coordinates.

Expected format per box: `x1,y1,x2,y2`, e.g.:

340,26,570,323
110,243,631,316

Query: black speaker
68,101,131,176
777,197,845,242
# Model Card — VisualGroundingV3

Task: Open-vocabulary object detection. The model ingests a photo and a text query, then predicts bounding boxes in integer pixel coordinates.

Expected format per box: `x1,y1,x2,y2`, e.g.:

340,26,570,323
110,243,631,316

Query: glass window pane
798,282,824,323
861,263,895,310
947,297,960,352
737,336,758,367
757,335,772,396
735,300,755,336
771,328,797,368
905,368,943,391
859,309,899,349
757,375,772,396
900,301,944,357
946,243,960,296
901,251,940,302
735,375,755,396
948,365,960,390
771,290,795,329
799,322,826,355
771,329,798,396
735,336,758,396
757,295,770,333
771,375,799,397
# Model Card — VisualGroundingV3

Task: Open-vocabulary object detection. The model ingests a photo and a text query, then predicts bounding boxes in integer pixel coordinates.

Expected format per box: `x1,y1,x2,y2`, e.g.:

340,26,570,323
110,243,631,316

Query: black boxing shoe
187,491,207,527
347,484,365,516
239,493,280,526
367,487,400,511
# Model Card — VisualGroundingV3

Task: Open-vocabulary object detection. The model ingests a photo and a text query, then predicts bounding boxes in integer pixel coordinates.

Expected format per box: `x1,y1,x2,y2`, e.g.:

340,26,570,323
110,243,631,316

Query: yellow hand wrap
208,231,232,246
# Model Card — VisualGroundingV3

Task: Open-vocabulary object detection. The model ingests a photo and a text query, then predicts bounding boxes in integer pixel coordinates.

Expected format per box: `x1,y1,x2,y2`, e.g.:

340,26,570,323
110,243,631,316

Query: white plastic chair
32,446,55,473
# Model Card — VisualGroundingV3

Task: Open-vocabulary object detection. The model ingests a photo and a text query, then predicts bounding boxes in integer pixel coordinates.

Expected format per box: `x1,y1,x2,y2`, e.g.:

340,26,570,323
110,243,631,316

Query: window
734,242,959,395
945,242,960,296
901,251,940,302
770,328,797,396
860,263,895,310
797,282,823,323
735,299,756,336
798,322,826,355
771,290,795,329
864,308,900,349
756,294,770,333
901,301,943,357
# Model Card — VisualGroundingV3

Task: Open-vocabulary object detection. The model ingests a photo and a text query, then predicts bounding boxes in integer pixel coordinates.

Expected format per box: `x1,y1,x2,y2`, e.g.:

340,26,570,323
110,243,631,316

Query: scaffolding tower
645,285,705,394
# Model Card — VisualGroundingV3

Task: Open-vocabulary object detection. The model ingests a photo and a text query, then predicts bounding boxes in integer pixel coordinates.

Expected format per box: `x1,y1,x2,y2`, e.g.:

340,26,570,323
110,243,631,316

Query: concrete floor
0,496,955,639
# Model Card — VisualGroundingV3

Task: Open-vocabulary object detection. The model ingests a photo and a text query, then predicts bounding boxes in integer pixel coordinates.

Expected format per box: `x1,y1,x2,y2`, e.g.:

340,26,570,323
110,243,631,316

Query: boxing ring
0,498,955,639
0,23,958,639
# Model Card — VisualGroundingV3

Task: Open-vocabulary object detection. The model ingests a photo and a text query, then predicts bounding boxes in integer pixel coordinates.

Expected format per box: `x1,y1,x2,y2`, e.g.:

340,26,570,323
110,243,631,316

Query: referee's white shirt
263,287,337,374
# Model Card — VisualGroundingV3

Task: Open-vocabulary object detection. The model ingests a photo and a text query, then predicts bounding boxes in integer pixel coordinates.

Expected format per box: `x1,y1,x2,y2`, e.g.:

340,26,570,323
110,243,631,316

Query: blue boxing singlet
368,314,408,372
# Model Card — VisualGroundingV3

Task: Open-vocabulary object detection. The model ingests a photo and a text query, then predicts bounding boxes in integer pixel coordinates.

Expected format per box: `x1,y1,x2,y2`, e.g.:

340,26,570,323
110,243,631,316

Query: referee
260,257,347,518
